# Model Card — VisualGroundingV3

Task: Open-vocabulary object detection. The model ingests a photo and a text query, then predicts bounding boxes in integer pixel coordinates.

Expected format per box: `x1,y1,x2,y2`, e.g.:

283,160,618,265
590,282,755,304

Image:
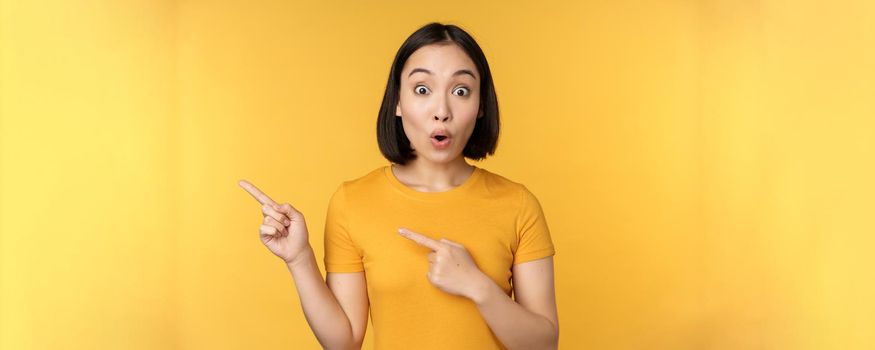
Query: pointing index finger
398,228,442,251
238,179,278,207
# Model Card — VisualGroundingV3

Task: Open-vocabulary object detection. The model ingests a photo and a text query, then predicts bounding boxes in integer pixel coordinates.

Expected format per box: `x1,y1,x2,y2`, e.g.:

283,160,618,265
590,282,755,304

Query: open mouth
434,135,448,141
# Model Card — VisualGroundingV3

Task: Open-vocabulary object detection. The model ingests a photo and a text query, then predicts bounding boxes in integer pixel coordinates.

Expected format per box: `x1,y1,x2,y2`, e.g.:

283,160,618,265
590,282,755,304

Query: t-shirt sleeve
513,185,556,265
323,183,364,272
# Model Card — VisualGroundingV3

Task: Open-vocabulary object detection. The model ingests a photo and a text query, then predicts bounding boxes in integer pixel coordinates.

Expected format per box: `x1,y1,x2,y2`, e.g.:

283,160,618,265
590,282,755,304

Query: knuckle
285,204,299,214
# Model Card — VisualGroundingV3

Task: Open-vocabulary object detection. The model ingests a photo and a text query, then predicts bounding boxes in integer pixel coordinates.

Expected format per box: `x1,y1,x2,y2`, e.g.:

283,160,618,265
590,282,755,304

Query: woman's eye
453,87,470,96
415,85,430,95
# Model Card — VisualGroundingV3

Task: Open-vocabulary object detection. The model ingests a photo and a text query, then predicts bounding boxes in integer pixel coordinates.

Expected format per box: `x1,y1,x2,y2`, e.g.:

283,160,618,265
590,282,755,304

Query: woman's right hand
238,179,311,265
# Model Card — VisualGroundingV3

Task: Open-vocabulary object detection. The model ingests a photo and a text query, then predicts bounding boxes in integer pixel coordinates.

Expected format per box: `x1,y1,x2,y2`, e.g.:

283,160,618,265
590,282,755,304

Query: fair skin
391,42,481,191
238,42,558,350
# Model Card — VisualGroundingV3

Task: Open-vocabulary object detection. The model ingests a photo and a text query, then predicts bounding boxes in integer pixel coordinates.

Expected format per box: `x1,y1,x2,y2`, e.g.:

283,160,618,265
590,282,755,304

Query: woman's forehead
403,43,478,79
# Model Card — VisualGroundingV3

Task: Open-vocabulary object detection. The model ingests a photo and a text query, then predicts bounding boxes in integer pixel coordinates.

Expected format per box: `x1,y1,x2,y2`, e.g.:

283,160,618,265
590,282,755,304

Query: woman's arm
397,228,558,350
238,180,368,349
471,256,559,350
287,248,369,350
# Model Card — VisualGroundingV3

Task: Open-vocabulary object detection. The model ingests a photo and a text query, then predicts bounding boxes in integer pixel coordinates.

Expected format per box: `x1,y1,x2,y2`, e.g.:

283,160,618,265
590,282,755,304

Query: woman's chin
426,153,463,165
411,149,461,165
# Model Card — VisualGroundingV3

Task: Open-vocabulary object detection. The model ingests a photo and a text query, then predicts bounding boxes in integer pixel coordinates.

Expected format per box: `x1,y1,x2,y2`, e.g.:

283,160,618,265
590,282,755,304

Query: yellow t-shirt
323,164,556,350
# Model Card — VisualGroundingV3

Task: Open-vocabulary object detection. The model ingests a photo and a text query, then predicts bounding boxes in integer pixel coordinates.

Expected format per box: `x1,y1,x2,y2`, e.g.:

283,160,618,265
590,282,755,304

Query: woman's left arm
471,256,559,350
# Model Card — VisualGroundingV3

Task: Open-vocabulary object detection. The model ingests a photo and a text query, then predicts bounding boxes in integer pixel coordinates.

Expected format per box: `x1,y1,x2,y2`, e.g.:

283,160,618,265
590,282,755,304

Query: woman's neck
391,157,475,192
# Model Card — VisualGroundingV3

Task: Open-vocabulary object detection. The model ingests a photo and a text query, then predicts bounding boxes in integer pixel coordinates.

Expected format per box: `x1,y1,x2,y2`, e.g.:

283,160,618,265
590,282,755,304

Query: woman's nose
432,93,452,122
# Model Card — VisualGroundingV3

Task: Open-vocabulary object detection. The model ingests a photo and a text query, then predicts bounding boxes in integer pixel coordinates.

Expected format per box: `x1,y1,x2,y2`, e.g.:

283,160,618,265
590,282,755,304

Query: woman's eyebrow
408,68,478,80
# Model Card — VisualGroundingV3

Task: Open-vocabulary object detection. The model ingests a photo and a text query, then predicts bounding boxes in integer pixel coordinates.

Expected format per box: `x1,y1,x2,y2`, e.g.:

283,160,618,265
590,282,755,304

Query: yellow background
1,0,873,349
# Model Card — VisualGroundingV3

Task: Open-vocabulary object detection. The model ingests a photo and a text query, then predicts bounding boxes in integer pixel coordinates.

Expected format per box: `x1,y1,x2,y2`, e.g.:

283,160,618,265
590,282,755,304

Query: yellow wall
0,1,179,348
1,0,872,349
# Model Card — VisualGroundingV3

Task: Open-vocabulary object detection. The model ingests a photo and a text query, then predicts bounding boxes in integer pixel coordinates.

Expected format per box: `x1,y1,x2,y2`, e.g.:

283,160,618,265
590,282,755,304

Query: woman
240,22,558,350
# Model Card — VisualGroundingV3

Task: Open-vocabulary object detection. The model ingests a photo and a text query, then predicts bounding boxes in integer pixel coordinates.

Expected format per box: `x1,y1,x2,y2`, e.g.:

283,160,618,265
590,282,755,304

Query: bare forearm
286,248,359,350
471,278,559,350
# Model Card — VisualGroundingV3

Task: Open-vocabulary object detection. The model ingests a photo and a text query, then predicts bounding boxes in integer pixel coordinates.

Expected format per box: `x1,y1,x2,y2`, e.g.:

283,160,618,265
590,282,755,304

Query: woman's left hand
398,227,490,301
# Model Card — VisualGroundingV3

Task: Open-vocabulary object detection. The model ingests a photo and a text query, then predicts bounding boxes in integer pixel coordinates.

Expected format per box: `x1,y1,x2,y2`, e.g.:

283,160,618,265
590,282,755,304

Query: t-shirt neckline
383,164,482,200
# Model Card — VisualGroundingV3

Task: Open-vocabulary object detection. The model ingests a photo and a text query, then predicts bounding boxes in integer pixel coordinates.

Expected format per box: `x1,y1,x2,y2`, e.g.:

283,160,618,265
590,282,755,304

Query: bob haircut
377,22,500,165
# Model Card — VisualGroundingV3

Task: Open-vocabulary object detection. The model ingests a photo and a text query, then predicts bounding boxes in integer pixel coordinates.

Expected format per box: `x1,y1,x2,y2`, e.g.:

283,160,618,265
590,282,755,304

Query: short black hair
377,22,500,165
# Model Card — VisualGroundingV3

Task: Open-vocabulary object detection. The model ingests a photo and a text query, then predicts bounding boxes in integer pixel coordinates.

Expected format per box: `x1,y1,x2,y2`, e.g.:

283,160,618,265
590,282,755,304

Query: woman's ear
395,103,402,117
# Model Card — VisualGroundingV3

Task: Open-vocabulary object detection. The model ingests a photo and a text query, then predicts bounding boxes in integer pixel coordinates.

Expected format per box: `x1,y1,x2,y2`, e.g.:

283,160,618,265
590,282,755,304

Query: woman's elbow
546,320,559,349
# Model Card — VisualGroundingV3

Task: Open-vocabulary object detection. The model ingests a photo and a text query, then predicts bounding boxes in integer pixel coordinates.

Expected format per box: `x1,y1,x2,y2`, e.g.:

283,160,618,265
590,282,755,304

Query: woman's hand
398,227,491,302
239,179,311,265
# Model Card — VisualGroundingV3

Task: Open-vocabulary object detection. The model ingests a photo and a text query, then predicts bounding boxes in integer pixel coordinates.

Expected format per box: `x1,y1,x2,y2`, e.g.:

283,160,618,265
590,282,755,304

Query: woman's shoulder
476,166,519,186
330,165,390,193
476,166,529,188
471,167,540,203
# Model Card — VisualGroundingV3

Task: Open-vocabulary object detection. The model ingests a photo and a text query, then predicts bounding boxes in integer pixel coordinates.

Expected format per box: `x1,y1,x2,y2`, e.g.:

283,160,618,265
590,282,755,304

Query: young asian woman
240,22,558,350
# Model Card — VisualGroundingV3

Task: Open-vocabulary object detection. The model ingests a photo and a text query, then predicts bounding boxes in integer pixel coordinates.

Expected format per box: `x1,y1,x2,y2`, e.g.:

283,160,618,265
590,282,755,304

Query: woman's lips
430,135,451,149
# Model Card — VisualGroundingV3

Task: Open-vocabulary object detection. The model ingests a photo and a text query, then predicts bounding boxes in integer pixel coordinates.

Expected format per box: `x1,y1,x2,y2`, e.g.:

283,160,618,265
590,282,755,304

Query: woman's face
395,43,481,165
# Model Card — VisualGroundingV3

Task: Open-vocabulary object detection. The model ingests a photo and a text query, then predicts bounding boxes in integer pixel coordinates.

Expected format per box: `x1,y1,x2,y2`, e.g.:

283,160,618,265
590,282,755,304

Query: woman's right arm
287,249,369,350
239,180,368,350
